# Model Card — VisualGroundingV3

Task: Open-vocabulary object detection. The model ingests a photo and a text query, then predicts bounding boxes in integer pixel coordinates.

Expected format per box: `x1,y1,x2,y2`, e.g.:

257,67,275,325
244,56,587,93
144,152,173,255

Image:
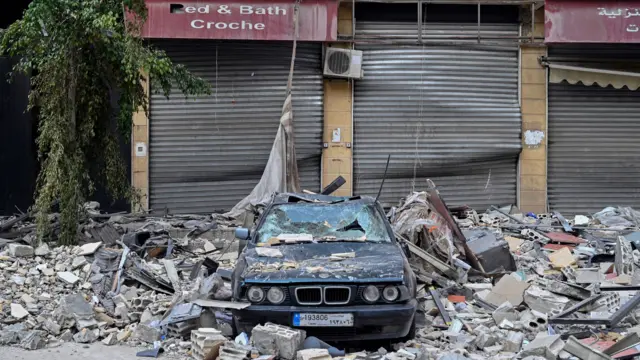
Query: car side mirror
235,227,250,240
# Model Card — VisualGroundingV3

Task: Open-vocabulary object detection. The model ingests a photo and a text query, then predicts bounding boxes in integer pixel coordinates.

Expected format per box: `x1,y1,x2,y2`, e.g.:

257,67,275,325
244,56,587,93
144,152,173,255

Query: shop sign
546,0,640,43
142,0,338,41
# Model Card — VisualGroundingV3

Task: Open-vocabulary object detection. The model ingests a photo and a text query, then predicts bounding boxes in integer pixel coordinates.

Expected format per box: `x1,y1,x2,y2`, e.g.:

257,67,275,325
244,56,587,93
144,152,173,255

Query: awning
546,62,640,90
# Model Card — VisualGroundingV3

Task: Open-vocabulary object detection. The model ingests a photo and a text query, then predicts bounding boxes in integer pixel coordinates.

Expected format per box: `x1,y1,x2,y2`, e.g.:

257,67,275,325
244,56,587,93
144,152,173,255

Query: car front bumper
233,299,417,341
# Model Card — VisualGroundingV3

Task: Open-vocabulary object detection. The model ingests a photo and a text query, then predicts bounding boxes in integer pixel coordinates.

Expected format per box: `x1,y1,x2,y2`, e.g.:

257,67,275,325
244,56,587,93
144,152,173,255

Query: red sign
142,0,338,41
546,0,640,43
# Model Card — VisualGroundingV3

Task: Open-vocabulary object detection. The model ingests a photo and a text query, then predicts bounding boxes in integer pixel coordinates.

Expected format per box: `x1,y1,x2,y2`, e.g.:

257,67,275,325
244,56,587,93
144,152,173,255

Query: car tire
400,316,417,342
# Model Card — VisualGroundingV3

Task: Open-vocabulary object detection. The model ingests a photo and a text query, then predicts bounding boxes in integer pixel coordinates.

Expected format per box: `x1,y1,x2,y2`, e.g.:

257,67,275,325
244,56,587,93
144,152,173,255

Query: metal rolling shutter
149,41,323,214
548,47,640,215
354,22,521,209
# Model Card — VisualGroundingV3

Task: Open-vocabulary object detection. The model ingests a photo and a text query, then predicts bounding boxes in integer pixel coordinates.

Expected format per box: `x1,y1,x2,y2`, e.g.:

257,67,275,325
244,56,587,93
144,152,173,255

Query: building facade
136,0,640,216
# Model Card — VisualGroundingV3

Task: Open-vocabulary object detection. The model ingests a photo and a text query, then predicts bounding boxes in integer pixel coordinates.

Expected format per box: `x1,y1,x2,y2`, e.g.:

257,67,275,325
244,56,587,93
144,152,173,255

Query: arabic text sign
545,0,640,43
142,0,338,41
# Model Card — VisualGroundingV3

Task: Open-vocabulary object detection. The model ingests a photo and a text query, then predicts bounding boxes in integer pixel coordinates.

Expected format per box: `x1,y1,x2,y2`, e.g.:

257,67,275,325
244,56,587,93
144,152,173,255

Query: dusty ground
0,343,184,360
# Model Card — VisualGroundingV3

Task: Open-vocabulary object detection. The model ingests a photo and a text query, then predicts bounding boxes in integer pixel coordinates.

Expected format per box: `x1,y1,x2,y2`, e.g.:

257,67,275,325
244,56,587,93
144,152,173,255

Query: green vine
1,0,211,245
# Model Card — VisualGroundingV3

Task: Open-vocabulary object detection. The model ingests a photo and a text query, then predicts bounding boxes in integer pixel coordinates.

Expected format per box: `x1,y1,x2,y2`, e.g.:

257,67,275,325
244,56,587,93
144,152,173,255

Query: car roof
271,192,378,205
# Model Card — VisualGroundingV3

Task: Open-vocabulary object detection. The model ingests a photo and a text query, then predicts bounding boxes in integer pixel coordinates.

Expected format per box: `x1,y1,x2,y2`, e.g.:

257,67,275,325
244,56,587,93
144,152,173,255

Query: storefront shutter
548,46,640,215
354,22,521,209
149,41,323,214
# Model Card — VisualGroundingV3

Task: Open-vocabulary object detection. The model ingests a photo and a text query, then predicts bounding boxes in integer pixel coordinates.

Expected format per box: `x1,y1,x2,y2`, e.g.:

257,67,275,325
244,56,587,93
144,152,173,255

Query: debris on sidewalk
4,182,640,360
0,202,242,356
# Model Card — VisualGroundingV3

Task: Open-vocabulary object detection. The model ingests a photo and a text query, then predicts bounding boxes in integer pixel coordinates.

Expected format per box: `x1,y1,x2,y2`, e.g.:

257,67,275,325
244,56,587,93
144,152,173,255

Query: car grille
324,286,351,305
295,287,322,305
294,286,352,305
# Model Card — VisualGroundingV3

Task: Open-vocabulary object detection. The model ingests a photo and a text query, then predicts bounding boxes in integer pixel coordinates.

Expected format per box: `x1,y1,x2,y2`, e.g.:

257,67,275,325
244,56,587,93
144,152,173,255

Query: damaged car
231,193,418,341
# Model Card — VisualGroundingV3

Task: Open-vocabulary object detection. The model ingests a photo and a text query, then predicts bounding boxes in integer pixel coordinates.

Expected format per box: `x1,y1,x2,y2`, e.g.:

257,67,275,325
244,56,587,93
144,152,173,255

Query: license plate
293,313,354,327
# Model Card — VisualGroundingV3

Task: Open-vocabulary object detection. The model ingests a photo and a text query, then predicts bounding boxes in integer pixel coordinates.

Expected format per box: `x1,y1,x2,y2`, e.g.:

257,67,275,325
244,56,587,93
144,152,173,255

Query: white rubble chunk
57,271,80,284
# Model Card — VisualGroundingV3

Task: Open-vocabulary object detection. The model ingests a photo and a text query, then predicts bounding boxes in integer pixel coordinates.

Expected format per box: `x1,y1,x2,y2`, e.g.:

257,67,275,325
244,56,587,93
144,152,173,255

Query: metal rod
417,0,423,44
477,3,481,44
530,2,534,43
609,292,640,327
429,287,452,324
549,294,604,323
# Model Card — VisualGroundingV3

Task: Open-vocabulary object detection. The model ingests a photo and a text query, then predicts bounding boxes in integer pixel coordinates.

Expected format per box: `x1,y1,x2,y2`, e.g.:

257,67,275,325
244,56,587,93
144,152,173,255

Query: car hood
241,242,406,283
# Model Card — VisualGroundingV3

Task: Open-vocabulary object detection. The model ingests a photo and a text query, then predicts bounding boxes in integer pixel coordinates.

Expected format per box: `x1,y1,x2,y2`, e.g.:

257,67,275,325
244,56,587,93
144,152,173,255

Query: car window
256,202,392,244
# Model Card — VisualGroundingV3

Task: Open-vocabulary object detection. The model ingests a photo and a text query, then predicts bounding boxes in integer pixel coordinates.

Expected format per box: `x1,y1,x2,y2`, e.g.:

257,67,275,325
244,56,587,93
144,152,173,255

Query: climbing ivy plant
1,0,210,244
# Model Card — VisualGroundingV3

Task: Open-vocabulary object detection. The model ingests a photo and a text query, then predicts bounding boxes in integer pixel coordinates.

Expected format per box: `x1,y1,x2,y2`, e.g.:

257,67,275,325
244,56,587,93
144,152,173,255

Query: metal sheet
354,22,521,209
142,0,338,41
548,46,640,215
149,40,323,214
545,0,640,44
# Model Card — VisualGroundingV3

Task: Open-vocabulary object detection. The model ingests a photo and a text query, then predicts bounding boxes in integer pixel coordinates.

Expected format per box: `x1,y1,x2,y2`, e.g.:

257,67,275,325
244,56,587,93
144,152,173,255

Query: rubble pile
0,204,241,356
4,186,640,360
382,183,640,359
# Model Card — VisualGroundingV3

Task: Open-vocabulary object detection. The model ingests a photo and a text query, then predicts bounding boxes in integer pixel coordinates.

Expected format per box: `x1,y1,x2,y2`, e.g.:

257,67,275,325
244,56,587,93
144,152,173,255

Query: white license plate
293,313,354,327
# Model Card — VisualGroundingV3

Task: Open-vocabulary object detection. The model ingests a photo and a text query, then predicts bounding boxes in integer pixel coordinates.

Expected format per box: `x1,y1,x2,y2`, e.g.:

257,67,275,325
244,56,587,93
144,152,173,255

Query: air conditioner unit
323,48,363,79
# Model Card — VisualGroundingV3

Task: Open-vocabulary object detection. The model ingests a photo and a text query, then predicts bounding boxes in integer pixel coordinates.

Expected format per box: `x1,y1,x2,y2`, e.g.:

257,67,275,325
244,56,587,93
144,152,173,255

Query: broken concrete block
575,268,604,284
503,331,524,353
116,329,132,342
473,325,498,349
59,329,73,342
524,286,570,315
20,330,46,350
492,302,518,325
44,319,62,335
548,247,576,269
484,274,530,307
57,271,79,284
78,242,102,256
59,294,98,330
521,334,564,360
102,333,117,346
20,294,36,304
11,303,29,319
115,303,128,319
297,348,332,360
133,323,161,343
251,323,305,360
71,256,88,269
73,328,98,343
34,243,50,256
8,244,34,258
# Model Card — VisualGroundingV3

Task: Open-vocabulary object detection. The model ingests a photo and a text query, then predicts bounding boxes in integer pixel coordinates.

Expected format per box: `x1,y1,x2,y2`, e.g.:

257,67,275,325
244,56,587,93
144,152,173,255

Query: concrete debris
102,333,118,346
191,328,227,360
34,243,50,256
20,330,47,350
11,303,29,319
297,349,331,360
251,323,306,360
56,271,80,284
73,328,98,343
520,334,565,360
2,192,640,359
8,243,34,257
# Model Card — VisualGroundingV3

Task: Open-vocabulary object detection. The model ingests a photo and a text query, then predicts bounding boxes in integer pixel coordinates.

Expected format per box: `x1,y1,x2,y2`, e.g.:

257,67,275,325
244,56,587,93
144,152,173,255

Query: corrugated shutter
149,41,323,214
548,46,640,215
354,22,521,209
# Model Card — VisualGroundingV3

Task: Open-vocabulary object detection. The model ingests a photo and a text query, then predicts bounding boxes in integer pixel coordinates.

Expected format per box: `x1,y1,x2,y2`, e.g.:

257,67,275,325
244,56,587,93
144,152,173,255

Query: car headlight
362,285,380,303
247,286,265,303
382,286,399,302
267,287,285,304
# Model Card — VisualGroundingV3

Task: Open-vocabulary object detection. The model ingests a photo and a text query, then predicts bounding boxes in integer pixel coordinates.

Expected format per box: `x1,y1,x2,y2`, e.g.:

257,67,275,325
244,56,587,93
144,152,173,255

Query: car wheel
400,316,417,342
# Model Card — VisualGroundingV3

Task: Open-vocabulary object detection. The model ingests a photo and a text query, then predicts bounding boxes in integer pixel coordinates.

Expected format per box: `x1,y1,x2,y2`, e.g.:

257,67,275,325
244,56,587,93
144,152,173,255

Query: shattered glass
256,201,391,244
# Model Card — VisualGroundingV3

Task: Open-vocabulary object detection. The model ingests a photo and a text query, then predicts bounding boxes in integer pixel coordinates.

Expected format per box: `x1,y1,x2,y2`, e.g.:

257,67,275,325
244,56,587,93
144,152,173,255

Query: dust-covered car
231,193,417,341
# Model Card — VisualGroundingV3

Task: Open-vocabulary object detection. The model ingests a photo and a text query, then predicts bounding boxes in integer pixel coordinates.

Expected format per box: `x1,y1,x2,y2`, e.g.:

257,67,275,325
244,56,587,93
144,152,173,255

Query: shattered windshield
256,201,392,244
